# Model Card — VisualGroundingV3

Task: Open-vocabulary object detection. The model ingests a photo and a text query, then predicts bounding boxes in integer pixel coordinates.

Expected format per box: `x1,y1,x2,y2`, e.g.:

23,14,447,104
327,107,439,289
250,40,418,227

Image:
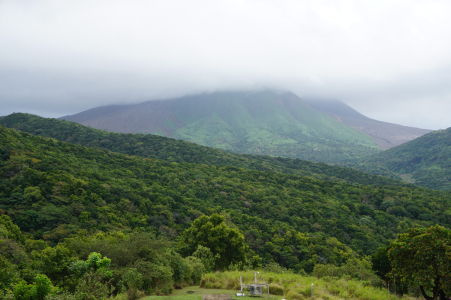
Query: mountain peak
62,90,430,162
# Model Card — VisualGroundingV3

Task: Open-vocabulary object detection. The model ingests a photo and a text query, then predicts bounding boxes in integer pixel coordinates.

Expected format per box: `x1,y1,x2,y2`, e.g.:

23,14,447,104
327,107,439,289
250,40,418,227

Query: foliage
356,127,451,190
0,214,24,242
200,271,406,300
179,214,247,270
312,257,382,286
0,125,449,273
0,122,450,299
13,274,54,300
31,244,74,286
122,268,144,300
388,225,451,300
371,247,391,283
0,112,396,186
64,231,204,295
192,245,216,272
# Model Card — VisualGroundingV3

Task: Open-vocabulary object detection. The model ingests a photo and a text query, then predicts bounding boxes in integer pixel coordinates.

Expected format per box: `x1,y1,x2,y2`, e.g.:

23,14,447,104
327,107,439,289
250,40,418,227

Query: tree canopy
179,214,247,270
388,225,451,300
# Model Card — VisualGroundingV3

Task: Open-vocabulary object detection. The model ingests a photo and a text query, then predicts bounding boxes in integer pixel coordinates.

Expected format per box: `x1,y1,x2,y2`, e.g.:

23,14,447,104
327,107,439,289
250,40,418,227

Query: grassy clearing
139,271,416,300
200,271,413,300
140,286,279,300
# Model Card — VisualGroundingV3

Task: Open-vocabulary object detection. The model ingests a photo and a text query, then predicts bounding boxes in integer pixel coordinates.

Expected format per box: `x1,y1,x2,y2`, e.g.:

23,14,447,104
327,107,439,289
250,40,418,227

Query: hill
0,125,449,270
305,99,431,149
0,113,398,186
62,90,381,163
356,127,451,190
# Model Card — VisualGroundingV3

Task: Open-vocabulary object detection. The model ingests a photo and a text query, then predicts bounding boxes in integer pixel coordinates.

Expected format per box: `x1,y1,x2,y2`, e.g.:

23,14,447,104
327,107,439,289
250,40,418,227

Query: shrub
269,283,284,295
13,274,54,300
285,290,306,300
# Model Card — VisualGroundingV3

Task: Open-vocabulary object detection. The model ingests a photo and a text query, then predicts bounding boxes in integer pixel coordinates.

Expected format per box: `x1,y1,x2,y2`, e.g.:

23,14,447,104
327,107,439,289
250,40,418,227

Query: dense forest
0,113,398,186
1,124,450,299
354,127,451,190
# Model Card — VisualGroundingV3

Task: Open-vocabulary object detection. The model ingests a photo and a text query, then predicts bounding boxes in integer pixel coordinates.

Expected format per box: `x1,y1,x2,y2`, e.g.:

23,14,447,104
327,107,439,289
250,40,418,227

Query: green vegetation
355,127,451,190
62,90,381,163
0,216,204,299
142,286,279,299
388,225,450,299
0,112,396,186
200,271,408,300
0,120,450,299
1,125,449,261
179,214,248,270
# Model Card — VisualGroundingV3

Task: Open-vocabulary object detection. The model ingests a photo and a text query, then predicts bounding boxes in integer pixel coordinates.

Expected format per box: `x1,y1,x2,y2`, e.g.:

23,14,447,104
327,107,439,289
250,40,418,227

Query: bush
13,274,54,300
74,272,110,300
122,268,143,300
312,257,382,286
269,283,284,295
285,290,306,300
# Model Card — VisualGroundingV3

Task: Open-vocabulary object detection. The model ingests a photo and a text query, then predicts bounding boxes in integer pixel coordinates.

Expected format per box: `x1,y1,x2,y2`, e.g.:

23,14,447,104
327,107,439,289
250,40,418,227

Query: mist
1,0,451,129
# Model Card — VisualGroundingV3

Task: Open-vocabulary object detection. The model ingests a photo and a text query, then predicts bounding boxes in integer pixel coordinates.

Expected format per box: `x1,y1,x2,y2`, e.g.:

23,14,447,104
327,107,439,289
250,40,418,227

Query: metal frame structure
238,272,269,297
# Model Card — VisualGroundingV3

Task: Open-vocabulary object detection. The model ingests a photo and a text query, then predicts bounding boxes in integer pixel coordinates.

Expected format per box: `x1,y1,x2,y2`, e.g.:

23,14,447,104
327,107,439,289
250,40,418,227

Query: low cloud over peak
1,0,450,129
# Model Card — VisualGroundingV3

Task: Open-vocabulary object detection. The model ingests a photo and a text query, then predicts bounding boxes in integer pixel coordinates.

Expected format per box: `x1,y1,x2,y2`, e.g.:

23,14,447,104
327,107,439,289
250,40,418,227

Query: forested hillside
62,90,381,163
356,127,451,190
1,125,449,267
0,113,397,186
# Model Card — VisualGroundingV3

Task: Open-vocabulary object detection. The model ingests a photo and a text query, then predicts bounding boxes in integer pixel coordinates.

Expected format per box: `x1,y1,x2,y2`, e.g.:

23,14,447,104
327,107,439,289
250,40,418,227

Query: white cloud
0,0,450,128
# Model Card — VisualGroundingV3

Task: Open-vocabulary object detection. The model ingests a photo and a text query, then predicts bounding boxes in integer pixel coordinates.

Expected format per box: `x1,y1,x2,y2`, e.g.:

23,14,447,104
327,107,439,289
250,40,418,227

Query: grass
200,271,414,300
140,271,418,300
141,286,280,300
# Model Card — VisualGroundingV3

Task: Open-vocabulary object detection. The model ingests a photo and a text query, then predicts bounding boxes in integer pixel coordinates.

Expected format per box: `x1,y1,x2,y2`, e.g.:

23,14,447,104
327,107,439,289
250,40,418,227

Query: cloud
0,0,450,128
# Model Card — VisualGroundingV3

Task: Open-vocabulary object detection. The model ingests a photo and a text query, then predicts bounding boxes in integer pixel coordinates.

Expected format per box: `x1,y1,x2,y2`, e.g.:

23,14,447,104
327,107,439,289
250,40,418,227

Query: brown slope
305,99,431,149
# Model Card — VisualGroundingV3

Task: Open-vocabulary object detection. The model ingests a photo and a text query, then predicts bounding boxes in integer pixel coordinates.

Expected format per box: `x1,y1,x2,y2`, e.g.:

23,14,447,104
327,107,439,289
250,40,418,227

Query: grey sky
1,0,451,129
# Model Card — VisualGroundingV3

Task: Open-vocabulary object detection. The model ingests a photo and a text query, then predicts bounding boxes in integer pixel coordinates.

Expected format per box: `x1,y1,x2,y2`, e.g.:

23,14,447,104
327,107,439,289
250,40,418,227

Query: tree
71,252,113,299
13,274,53,300
179,214,247,270
32,245,74,284
371,246,391,284
388,225,450,300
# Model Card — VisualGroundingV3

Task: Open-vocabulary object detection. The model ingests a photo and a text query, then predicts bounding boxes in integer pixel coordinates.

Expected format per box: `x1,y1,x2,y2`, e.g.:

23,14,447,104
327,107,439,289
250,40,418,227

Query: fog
1,0,451,129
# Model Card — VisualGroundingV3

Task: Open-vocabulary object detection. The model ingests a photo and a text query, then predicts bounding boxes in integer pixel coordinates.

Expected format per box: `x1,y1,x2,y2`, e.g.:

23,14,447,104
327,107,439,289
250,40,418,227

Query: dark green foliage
31,244,75,286
0,217,206,298
0,214,24,242
313,257,381,286
388,225,451,300
0,112,396,186
13,274,53,300
179,214,247,270
122,268,143,300
192,245,215,272
355,128,451,190
371,247,391,283
0,114,449,299
63,231,203,295
0,125,449,273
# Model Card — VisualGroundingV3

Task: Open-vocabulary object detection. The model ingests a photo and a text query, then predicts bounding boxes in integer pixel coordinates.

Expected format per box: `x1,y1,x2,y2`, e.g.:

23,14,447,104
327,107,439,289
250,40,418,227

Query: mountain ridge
0,112,398,186
62,90,431,163
305,99,431,149
62,90,381,163
354,127,451,190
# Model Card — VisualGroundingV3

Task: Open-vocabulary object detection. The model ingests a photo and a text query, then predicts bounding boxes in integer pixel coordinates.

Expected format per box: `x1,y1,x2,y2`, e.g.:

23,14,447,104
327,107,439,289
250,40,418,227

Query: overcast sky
1,0,451,129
